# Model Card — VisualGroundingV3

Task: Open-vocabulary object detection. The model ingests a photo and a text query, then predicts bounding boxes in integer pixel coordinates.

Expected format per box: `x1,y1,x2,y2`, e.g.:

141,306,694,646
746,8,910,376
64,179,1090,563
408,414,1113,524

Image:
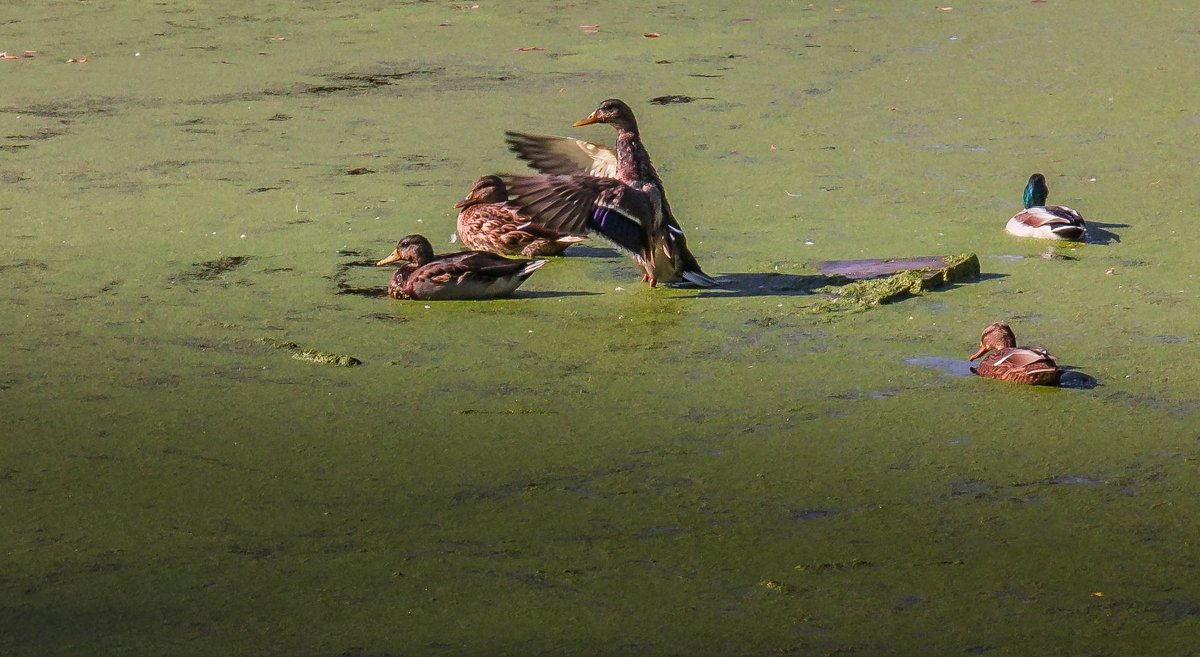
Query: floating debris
179,255,253,281
648,95,714,105
257,337,362,367
292,349,362,367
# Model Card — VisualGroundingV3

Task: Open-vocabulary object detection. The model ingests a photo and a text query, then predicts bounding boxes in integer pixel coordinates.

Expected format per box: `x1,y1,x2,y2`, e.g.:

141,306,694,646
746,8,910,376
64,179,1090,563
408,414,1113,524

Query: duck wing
503,174,657,256
505,132,619,179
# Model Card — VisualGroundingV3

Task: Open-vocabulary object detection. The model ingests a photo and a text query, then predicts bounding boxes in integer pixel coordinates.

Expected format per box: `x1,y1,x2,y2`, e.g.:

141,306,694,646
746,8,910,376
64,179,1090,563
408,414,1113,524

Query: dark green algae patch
3,2,1200,656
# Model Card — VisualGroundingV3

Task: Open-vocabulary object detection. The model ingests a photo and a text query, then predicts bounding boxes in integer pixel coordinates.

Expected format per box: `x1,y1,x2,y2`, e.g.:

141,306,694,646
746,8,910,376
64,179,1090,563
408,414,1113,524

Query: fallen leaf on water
644,32,660,38
579,24,599,34
271,36,287,42
514,46,545,52
937,5,954,10
256,51,269,55
0,52,19,60
66,56,88,64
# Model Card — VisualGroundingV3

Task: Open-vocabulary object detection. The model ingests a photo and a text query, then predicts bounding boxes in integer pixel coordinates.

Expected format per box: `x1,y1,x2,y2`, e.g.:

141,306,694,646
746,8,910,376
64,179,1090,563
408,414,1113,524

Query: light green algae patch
3,2,1200,656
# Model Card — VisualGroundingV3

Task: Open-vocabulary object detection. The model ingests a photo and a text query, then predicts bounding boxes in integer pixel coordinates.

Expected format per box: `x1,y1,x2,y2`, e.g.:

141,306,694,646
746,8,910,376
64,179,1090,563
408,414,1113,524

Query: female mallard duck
968,321,1061,385
1005,173,1087,241
376,234,546,300
454,175,587,257
505,99,716,287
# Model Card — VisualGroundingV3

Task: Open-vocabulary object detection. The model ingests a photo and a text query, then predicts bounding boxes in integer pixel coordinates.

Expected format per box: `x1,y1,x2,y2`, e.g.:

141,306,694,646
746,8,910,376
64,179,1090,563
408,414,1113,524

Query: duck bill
376,249,406,266
572,114,600,127
968,346,988,361
453,197,470,209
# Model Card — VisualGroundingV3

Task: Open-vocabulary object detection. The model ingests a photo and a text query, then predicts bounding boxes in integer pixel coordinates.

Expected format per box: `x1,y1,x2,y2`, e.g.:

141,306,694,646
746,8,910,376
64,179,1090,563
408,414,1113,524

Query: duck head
969,321,1018,360
454,175,508,209
573,98,639,133
377,234,435,267
1022,173,1049,209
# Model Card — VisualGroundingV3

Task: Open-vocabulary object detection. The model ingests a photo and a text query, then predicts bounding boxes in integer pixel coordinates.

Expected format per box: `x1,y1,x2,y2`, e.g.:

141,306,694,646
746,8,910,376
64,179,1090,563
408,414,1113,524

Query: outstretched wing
503,174,656,256
505,132,619,179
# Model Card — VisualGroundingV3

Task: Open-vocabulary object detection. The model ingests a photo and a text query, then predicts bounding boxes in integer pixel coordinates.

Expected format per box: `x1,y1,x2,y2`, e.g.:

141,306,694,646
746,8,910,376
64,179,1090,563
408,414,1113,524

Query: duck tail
520,259,549,277
1051,225,1087,241
679,269,719,288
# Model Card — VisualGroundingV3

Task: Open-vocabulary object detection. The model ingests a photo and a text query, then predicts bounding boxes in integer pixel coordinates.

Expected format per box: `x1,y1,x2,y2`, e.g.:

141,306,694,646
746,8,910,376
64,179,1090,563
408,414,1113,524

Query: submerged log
811,253,980,311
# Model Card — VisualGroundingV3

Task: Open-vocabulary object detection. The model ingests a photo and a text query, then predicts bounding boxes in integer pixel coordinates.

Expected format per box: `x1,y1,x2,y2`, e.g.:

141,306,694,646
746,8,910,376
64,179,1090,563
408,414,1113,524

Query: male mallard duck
1005,173,1087,241
968,321,1061,385
376,234,546,300
505,99,716,287
454,175,587,257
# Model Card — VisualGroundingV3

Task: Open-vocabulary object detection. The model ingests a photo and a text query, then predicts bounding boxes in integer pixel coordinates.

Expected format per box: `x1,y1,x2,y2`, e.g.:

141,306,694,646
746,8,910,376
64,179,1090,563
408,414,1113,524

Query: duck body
1005,173,1087,241
454,176,587,257
968,321,1062,386
506,99,716,287
377,234,546,300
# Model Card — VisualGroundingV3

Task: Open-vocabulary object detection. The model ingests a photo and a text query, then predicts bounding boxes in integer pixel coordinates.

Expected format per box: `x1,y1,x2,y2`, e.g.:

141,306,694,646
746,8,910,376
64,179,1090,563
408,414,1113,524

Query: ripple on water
905,356,975,377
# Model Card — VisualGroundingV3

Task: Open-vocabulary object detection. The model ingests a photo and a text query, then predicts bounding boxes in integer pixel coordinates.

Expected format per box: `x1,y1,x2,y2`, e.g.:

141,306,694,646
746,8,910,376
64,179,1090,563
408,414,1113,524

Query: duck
1005,173,1087,241
968,321,1061,385
505,99,717,287
453,175,587,257
376,234,546,300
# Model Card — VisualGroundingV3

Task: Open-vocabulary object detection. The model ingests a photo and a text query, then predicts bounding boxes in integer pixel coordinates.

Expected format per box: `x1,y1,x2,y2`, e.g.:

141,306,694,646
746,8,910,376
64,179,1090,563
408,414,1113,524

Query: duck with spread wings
504,99,717,287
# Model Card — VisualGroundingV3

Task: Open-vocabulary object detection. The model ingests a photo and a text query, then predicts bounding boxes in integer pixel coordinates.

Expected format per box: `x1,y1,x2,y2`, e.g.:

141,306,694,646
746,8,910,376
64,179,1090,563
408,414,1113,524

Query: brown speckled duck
969,321,1062,386
505,99,716,287
454,175,587,257
376,234,546,300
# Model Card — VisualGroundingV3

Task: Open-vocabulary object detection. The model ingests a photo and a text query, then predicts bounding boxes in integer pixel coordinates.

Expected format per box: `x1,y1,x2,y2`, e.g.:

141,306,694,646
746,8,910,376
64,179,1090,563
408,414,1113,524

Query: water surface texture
3,2,1200,655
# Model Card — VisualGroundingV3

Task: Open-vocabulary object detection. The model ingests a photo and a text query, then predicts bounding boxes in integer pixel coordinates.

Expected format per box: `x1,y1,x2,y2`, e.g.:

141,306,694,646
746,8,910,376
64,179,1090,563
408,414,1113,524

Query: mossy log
812,253,980,311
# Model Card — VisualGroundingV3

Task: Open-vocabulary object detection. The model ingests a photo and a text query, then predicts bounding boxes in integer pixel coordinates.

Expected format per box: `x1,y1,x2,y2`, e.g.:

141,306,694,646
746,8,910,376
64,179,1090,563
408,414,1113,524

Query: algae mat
3,2,1200,655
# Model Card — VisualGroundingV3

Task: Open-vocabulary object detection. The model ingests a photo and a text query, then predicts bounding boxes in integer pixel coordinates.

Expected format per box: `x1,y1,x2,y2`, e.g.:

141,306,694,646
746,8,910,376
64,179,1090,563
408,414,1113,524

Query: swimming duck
376,234,546,300
454,175,587,257
1005,173,1087,241
968,321,1061,386
506,99,717,287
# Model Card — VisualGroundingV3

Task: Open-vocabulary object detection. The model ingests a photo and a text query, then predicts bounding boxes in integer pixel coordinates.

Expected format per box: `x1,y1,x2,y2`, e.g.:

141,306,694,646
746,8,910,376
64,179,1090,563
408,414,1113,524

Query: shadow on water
1085,221,1127,245
1058,367,1099,390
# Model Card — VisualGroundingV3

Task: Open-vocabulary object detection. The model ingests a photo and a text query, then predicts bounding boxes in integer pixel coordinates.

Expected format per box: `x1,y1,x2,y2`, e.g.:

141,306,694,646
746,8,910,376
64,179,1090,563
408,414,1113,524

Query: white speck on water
804,240,814,246
240,234,246,239
423,305,431,309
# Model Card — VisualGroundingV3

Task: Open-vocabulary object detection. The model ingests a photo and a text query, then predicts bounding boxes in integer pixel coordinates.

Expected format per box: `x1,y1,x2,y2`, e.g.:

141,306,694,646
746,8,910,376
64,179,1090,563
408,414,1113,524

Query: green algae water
3,2,1200,654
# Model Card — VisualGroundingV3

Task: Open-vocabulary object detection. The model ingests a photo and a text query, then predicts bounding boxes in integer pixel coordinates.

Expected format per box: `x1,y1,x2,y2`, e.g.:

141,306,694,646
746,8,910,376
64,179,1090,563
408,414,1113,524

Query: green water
3,2,1199,654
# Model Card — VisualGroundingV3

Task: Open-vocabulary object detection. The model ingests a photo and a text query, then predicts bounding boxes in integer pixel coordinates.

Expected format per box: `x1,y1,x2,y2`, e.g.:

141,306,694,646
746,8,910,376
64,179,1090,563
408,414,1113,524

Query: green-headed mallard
1005,173,1087,241
505,99,716,287
376,234,545,300
969,321,1062,385
454,175,587,257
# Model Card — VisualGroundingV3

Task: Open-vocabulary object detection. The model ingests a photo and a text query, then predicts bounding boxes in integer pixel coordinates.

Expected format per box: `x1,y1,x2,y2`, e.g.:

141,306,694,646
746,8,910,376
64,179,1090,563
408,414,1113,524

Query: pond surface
3,2,1199,655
